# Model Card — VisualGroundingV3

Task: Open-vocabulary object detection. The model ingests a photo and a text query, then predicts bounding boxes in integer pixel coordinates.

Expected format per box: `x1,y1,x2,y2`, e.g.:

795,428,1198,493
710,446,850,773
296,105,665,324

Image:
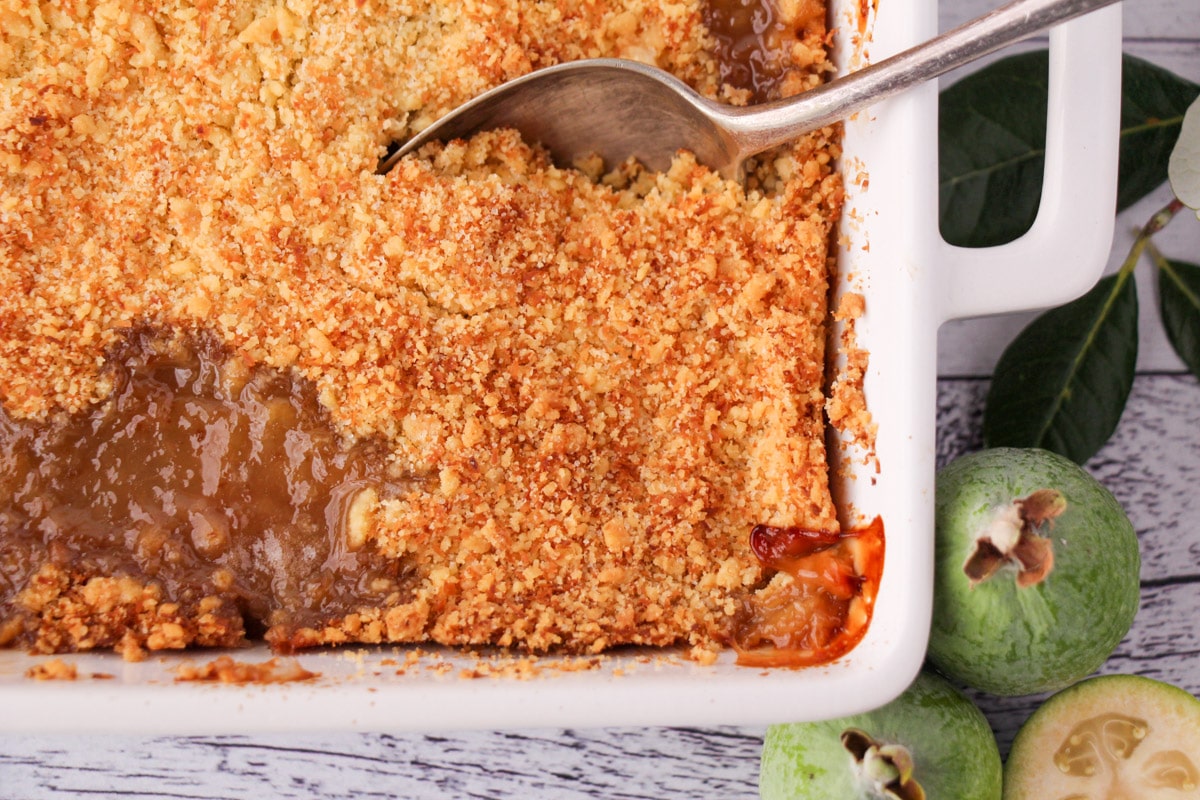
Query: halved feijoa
931,448,1140,696
1004,674,1200,799
760,670,1002,799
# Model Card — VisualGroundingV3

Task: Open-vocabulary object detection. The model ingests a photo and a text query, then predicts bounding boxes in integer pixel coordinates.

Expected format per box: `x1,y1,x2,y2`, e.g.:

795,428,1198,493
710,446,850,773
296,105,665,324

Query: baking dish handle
936,4,1122,322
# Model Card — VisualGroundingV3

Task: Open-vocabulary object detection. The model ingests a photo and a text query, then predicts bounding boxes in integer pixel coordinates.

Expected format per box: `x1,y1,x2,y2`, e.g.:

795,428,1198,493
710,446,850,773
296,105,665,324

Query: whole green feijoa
1004,674,1200,799
760,670,1002,799
931,448,1140,697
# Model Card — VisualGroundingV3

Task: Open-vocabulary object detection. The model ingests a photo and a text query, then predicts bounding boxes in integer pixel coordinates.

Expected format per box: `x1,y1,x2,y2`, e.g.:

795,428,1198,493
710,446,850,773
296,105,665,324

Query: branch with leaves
939,53,1200,465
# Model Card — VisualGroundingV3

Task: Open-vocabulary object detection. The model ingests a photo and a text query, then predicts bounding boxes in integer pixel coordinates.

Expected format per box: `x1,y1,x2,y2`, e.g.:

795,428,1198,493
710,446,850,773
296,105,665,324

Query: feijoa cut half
931,448,1140,696
1005,674,1200,799
760,670,1002,799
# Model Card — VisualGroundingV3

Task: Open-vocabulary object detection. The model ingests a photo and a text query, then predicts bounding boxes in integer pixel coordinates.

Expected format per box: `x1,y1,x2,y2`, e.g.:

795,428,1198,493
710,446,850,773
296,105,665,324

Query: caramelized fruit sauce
732,518,884,667
0,329,422,653
705,0,828,102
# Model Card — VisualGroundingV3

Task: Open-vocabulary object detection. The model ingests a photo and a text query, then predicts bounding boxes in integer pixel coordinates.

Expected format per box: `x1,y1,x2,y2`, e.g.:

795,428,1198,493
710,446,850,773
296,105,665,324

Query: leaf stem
1146,239,1171,272
1151,238,1200,313
1122,198,1187,278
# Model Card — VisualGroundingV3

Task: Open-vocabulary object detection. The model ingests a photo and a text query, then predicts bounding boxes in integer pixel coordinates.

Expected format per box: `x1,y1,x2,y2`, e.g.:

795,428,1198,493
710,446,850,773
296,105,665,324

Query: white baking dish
0,0,1121,733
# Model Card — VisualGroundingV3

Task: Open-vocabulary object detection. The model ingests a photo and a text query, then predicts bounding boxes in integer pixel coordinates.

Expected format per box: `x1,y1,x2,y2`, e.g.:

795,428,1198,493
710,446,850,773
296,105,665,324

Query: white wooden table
3,2,1198,797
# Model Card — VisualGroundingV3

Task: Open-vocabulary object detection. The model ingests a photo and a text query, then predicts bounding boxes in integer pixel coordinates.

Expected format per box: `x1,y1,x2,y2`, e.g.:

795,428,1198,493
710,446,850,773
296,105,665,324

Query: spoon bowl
380,0,1119,181
381,60,736,177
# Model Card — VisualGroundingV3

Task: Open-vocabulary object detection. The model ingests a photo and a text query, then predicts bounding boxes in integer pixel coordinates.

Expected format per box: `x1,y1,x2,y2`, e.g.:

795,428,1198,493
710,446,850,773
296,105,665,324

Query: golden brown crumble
25,657,78,680
175,655,319,683
0,0,865,663
13,563,244,656
827,291,876,457
457,653,603,680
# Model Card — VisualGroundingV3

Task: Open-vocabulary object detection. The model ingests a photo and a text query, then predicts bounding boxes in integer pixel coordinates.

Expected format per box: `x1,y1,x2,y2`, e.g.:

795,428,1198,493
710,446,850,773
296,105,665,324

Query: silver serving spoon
379,0,1119,180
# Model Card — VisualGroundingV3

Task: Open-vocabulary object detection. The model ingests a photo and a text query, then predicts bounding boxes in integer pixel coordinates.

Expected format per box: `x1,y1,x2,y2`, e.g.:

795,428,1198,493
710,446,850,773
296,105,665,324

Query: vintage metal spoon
379,0,1119,180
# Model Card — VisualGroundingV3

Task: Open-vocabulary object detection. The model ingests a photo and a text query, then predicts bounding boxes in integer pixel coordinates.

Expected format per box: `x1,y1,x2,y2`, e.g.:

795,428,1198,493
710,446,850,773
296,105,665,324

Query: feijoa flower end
760,671,1002,799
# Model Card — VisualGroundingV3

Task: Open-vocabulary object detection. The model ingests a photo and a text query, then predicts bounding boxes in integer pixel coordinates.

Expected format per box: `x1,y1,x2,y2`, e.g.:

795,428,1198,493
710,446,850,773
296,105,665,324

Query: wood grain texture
938,0,1200,41
2,728,767,799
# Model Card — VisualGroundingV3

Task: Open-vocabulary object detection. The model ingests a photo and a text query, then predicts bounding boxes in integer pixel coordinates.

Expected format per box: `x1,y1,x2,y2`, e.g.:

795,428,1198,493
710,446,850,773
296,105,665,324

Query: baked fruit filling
1,330,417,654
0,0,881,664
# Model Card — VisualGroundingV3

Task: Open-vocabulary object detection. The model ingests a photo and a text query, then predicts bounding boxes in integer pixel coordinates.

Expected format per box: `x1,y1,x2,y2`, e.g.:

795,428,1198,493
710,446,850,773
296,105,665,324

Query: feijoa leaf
1158,256,1200,380
940,53,1200,247
1126,61,1200,211
940,52,1049,248
983,273,1138,464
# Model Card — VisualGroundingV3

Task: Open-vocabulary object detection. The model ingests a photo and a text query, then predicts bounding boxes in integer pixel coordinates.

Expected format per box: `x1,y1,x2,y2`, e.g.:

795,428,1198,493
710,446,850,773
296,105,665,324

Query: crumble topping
25,657,78,680
0,0,866,663
175,655,319,683
827,290,877,458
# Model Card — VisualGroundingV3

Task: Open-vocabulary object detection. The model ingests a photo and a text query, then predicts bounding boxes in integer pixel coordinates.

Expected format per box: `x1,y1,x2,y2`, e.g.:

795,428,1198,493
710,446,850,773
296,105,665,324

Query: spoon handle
723,0,1122,155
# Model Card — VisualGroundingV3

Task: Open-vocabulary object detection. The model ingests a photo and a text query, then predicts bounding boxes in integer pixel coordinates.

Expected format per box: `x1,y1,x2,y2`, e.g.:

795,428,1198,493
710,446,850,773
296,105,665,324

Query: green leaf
1158,257,1200,380
983,273,1139,464
1121,57,1200,210
940,51,1049,248
940,53,1200,247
